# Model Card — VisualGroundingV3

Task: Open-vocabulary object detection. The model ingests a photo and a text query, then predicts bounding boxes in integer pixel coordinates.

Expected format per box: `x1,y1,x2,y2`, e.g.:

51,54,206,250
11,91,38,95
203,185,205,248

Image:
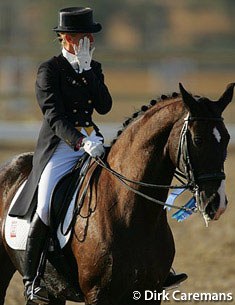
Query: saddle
5,153,95,250
49,152,92,233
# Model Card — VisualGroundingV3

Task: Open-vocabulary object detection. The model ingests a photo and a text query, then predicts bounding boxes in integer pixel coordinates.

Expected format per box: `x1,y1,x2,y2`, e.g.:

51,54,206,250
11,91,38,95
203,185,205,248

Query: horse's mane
111,92,181,145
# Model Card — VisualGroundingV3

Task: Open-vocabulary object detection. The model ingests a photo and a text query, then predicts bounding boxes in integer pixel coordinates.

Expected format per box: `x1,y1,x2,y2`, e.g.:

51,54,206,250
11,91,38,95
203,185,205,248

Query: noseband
177,114,226,190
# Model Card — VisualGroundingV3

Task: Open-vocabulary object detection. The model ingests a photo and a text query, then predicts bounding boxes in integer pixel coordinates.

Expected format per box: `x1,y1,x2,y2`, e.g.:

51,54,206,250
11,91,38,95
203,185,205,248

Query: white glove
74,37,95,73
82,135,104,158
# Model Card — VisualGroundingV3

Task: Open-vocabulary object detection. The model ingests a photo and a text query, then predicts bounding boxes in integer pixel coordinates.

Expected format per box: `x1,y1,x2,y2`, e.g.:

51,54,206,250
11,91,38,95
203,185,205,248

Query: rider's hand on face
73,36,95,73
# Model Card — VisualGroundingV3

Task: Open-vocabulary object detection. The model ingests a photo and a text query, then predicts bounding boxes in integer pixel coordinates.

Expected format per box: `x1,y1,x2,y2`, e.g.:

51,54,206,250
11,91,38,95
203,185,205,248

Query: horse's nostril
206,204,216,220
204,192,228,220
204,193,220,220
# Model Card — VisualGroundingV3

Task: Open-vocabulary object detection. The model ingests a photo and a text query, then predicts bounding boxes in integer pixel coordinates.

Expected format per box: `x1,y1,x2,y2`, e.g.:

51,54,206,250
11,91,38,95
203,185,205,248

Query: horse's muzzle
205,194,228,220
199,180,228,220
204,180,228,220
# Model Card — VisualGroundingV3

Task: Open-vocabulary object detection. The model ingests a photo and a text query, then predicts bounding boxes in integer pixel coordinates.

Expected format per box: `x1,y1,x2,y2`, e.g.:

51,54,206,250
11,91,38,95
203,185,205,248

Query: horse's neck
106,101,184,226
108,102,181,184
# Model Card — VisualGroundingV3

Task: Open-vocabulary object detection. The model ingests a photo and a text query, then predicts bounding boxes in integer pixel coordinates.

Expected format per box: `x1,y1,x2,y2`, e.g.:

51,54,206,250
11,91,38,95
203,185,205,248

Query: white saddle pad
4,180,79,250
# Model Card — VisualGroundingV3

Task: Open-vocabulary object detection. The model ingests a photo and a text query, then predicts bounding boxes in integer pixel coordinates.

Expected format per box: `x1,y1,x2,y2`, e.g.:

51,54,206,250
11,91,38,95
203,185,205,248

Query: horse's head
171,83,234,221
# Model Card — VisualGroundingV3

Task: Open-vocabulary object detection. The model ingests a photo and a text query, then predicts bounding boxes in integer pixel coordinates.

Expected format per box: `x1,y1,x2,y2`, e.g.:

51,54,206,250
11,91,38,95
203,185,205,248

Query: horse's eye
194,137,203,146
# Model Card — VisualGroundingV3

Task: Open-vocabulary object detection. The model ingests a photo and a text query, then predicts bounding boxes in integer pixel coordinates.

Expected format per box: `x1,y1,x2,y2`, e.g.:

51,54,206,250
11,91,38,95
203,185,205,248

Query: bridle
94,113,226,221
174,114,226,224
177,114,226,188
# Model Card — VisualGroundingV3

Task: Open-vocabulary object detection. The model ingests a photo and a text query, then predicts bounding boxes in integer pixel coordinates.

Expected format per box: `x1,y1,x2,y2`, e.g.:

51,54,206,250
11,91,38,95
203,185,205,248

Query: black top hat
53,7,102,33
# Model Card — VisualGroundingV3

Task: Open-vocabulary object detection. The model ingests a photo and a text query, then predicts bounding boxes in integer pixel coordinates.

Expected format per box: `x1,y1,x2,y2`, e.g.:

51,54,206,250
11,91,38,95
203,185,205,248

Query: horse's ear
217,83,235,114
179,83,198,115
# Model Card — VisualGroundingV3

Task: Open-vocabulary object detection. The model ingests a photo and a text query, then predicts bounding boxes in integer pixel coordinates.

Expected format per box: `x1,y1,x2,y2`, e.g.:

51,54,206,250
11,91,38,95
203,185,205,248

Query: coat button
85,122,89,126
75,121,79,125
82,77,88,84
88,100,92,104
72,80,76,85
85,110,89,114
73,109,77,113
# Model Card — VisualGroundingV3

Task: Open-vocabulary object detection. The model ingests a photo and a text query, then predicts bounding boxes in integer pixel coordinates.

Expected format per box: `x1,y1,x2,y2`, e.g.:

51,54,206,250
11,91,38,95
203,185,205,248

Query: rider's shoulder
37,55,61,71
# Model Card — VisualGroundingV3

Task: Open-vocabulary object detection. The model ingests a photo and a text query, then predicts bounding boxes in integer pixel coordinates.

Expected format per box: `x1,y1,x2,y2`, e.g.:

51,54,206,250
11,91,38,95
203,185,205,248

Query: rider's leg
23,212,49,304
23,140,84,304
36,141,84,226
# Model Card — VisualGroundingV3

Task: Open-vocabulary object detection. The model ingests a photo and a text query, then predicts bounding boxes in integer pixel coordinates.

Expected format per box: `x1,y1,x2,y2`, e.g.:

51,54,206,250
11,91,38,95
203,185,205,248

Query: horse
0,83,233,305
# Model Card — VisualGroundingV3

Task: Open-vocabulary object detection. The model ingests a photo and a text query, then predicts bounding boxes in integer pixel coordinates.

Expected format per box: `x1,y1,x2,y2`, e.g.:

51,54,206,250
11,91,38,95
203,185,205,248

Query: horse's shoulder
0,152,33,183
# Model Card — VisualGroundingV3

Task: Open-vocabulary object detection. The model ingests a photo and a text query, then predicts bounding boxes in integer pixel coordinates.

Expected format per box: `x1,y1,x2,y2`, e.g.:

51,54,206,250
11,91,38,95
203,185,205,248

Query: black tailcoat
9,54,112,217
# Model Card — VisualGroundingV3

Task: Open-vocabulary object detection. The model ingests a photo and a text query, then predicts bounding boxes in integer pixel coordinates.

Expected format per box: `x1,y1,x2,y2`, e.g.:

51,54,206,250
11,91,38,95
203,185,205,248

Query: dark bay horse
0,83,233,305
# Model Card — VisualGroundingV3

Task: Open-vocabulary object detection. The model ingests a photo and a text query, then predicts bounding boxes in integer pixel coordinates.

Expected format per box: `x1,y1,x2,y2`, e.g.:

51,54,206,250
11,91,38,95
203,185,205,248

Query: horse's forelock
183,93,225,118
190,97,224,118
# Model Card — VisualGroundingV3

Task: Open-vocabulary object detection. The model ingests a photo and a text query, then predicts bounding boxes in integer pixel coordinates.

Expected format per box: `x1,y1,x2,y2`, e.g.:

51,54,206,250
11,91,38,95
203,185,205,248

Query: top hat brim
53,23,102,33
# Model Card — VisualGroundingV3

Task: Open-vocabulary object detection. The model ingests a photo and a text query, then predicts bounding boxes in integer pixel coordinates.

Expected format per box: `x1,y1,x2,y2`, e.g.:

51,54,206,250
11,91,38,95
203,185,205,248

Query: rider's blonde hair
57,33,77,47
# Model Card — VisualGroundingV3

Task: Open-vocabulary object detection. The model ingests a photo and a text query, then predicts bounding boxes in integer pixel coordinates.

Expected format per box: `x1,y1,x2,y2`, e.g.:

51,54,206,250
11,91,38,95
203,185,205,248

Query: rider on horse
9,7,186,304
10,7,112,304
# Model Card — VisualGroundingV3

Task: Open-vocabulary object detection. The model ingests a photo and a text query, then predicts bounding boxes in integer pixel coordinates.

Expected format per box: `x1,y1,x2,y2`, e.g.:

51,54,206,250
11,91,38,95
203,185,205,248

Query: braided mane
111,92,180,145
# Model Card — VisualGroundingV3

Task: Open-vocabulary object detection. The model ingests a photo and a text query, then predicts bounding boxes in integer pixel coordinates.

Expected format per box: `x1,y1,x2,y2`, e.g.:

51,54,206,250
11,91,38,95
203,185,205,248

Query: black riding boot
23,213,50,305
163,270,188,289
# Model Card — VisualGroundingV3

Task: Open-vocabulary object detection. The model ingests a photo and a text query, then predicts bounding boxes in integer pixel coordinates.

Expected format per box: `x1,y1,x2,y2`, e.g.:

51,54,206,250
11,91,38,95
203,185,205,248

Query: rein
95,113,226,221
95,157,194,212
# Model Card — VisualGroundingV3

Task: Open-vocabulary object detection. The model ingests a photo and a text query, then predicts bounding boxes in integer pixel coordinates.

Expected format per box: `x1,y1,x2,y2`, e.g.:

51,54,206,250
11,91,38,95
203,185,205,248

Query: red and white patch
10,220,18,238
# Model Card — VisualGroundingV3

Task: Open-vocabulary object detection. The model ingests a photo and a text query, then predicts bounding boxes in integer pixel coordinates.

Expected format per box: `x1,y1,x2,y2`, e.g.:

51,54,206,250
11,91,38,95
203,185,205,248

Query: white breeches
36,140,84,225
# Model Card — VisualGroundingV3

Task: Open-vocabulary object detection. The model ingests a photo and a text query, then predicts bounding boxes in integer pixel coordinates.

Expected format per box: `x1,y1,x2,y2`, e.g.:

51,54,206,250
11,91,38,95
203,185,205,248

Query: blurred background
1,0,235,304
0,0,235,124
